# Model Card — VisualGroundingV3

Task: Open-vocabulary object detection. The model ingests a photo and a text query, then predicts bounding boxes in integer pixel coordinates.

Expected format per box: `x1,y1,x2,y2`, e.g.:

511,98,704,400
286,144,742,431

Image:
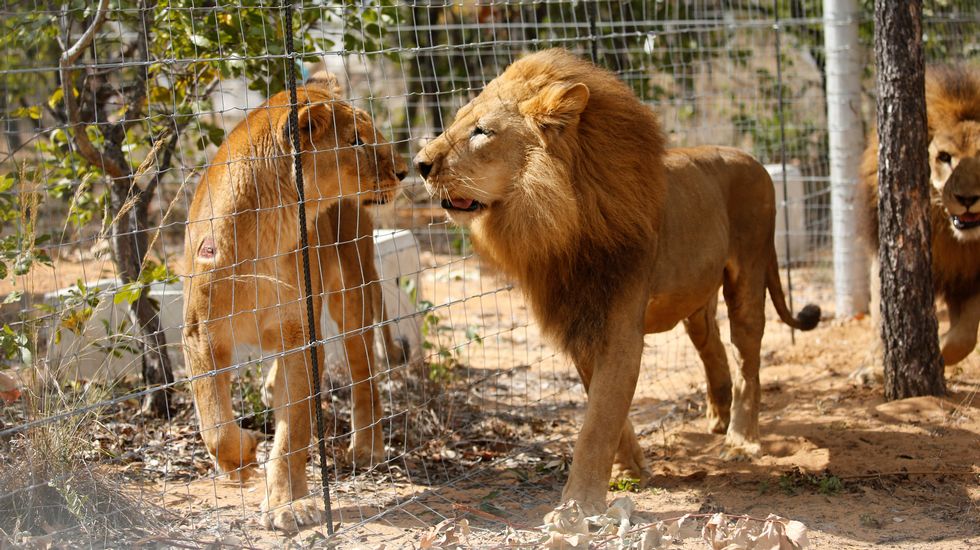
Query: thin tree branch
59,0,111,68
58,0,131,181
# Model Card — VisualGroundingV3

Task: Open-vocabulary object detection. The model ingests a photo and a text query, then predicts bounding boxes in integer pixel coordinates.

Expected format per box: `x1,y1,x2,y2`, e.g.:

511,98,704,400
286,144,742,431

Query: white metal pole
824,0,870,317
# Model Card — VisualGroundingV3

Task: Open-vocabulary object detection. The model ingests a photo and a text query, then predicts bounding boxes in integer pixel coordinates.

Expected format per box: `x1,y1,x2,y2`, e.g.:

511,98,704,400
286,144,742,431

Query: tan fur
182,74,406,532
861,65,980,366
414,49,819,515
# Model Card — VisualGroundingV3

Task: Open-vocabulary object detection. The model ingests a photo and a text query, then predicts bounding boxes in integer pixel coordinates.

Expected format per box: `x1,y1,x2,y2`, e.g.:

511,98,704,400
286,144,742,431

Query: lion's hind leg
324,210,386,469
720,271,766,461
328,281,385,469
610,418,651,486
683,297,732,435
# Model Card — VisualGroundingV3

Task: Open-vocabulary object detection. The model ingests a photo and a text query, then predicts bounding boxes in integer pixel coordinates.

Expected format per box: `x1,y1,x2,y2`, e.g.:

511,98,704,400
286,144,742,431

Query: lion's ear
280,101,334,151
298,102,333,139
520,82,590,131
305,71,343,98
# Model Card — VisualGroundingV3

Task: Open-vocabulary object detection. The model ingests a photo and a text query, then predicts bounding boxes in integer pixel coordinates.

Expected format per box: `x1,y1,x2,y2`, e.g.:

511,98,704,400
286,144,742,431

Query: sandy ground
97,254,974,550
2,251,977,549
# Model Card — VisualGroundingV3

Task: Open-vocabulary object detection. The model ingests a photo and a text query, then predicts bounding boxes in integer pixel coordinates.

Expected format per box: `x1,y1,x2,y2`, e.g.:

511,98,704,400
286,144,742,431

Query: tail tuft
795,304,821,331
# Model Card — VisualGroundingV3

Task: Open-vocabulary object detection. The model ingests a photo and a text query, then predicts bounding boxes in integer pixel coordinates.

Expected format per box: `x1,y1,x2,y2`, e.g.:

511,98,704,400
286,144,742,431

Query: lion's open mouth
441,198,485,212
951,211,980,230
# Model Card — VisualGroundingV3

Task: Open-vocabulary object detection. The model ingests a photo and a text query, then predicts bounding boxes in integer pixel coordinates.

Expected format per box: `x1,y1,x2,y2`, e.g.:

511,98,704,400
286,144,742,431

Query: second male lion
414,49,819,515
182,73,406,531
862,65,980,368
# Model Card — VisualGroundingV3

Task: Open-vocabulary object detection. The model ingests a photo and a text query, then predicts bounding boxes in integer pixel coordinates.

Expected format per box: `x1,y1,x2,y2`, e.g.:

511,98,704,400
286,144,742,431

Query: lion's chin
445,207,486,225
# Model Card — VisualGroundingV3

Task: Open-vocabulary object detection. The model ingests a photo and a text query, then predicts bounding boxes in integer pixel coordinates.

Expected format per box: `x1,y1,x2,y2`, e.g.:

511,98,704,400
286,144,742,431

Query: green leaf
207,125,225,147
465,325,483,345
113,282,143,305
12,254,33,276
2,291,22,305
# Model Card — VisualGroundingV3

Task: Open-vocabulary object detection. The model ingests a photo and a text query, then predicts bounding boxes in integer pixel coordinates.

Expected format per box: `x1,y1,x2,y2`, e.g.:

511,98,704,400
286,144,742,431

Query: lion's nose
413,154,432,180
955,194,979,208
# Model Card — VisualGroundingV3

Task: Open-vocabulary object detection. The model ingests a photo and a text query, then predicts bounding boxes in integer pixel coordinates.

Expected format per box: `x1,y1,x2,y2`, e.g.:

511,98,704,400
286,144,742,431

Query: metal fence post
824,0,870,317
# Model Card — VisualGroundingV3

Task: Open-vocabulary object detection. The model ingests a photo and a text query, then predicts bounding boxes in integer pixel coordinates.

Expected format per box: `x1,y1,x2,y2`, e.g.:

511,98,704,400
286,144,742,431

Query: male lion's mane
469,50,667,359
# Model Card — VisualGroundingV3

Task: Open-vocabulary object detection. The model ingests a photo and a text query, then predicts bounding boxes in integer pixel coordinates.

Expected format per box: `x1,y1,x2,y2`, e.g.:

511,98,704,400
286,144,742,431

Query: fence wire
0,1,976,547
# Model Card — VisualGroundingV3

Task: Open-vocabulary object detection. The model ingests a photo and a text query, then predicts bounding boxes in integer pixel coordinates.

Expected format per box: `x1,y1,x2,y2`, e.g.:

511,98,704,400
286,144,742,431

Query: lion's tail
766,254,821,331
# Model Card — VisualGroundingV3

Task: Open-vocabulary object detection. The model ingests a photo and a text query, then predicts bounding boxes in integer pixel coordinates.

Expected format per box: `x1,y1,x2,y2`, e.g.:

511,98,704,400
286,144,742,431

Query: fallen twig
838,469,976,480
452,503,534,531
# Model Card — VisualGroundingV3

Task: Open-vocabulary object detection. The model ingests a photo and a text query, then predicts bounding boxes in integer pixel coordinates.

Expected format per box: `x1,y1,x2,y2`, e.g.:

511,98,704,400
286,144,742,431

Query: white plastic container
42,230,423,381
766,163,809,267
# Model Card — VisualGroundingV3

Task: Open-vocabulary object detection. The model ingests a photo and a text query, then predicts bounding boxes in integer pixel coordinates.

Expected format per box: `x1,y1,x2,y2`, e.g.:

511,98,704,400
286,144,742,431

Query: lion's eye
937,151,952,164
351,133,366,147
471,125,491,138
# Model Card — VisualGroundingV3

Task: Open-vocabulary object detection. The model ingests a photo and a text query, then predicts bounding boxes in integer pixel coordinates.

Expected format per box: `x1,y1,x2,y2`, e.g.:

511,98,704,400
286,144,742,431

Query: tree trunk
873,0,945,399
63,0,175,417
108,179,175,417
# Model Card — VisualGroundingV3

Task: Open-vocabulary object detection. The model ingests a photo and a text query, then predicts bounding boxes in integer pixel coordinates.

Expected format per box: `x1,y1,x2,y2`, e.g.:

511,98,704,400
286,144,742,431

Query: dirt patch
134,266,979,548
3,254,977,548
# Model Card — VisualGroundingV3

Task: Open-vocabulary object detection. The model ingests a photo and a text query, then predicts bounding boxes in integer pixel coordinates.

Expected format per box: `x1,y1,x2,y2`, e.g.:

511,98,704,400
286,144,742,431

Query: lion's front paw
848,364,882,386
348,439,385,470
260,497,322,533
720,439,761,462
707,413,729,435
610,460,651,487
214,428,261,478
941,328,976,366
543,499,604,529
226,464,258,483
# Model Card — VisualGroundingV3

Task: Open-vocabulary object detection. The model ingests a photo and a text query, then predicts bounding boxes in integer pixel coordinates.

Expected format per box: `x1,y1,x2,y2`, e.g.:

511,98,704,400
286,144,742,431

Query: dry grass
0,370,164,546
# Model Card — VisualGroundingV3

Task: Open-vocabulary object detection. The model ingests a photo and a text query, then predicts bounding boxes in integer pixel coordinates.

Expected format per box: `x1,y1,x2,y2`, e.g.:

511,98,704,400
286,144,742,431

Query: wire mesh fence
0,0,977,547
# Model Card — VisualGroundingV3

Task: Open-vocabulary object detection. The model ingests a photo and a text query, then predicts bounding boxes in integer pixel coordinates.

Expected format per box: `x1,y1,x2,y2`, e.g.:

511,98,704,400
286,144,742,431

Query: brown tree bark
873,0,945,399
60,0,175,416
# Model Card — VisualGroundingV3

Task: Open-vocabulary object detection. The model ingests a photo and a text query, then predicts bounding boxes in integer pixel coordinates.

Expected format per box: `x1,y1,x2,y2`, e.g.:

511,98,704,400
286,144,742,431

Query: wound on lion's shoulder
198,236,217,259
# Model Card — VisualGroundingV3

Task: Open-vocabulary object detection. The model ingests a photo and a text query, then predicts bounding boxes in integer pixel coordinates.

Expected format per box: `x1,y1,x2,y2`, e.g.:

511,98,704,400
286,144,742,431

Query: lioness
414,49,819,515
182,73,406,531
862,65,980,367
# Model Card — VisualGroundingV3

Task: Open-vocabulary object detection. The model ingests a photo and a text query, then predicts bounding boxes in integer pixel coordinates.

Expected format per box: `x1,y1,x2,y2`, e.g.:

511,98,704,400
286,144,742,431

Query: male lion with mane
414,49,819,515
862,64,980,368
183,73,406,531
